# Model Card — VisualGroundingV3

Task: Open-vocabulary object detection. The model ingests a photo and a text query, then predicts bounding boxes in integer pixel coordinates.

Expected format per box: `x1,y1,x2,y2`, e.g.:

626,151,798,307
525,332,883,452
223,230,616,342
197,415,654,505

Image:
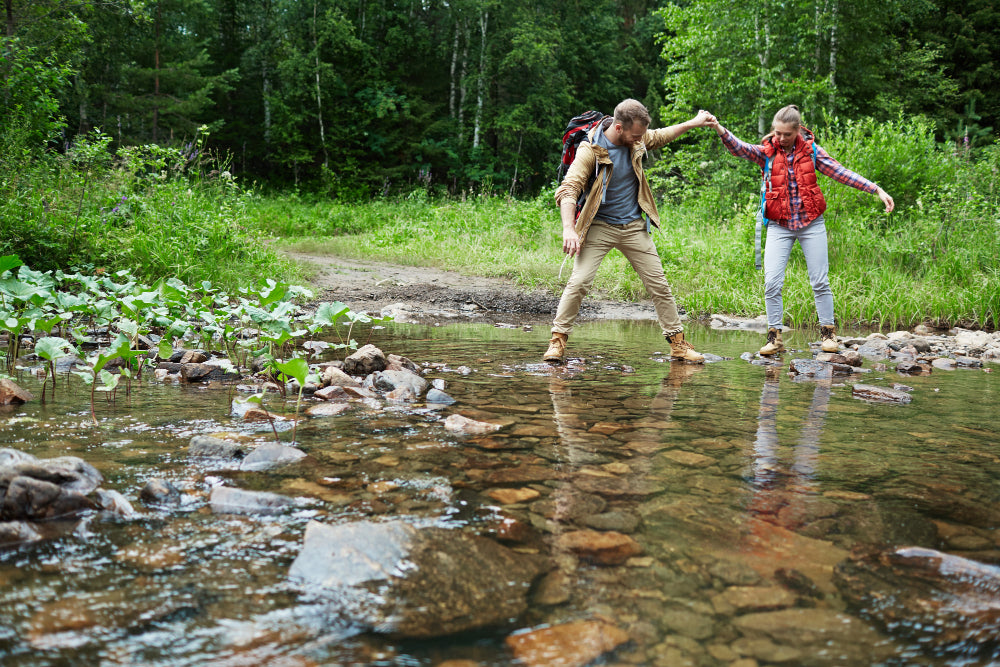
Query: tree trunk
754,1,771,136
449,18,460,119
312,0,329,168
473,10,488,149
5,0,13,38
828,0,838,112
457,19,469,144
153,1,161,143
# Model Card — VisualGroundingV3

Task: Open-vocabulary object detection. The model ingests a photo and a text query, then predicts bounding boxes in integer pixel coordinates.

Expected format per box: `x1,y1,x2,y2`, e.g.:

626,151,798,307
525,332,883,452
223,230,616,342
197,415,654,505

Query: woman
709,105,894,355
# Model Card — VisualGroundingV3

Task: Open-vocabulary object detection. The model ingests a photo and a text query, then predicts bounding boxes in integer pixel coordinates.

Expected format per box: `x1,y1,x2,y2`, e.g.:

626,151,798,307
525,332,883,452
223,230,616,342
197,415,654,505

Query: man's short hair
614,99,650,129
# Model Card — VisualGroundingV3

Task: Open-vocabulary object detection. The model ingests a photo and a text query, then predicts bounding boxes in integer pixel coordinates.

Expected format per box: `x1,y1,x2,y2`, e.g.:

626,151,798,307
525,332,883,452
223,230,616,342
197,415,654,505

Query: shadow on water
0,320,998,665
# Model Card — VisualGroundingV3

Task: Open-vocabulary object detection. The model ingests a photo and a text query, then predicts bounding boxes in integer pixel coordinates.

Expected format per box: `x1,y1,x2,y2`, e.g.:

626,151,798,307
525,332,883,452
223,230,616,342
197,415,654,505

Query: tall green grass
258,117,999,329
1,129,298,291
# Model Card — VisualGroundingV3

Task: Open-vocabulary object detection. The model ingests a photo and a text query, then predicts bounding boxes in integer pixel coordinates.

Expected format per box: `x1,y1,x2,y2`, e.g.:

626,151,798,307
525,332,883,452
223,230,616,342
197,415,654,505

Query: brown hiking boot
666,331,705,363
759,328,784,356
543,332,568,364
820,325,839,353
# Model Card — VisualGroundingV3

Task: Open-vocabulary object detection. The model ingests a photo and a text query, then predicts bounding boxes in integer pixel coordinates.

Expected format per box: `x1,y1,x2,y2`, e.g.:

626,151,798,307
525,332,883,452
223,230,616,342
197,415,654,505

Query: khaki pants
551,219,683,336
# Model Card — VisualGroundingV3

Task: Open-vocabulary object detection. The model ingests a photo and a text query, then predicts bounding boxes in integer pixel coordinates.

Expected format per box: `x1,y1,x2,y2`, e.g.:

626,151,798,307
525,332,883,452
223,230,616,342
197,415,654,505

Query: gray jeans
763,216,834,328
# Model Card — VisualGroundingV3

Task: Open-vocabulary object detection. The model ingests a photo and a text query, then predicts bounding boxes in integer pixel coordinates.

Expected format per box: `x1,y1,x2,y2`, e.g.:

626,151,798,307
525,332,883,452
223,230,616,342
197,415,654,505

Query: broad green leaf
35,337,75,362
275,357,309,385
0,255,23,276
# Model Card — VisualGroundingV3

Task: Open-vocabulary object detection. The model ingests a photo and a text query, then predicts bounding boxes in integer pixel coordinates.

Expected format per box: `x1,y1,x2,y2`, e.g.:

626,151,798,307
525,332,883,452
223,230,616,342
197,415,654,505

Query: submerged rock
209,486,296,515
506,619,630,667
140,478,182,506
0,378,33,405
0,520,42,546
239,443,309,471
188,435,249,460
289,519,547,638
835,546,1000,658
443,414,502,434
851,384,912,404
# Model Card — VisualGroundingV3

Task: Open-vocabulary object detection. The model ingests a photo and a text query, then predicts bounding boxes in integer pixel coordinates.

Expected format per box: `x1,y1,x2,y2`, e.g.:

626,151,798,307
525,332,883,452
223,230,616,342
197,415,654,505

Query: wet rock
385,385,416,402
851,384,912,404
554,529,642,565
896,360,932,376
954,329,993,349
188,435,248,460
662,449,715,468
386,354,421,374
857,338,891,360
209,486,296,515
911,338,932,353
96,489,137,518
425,388,456,405
371,369,428,397
891,383,914,392
240,443,309,471
342,344,387,376
0,451,103,521
178,362,237,383
713,585,797,613
531,569,573,606
313,385,349,401
0,378,33,405
731,607,893,664
305,402,352,418
321,365,362,388
580,510,641,533
789,358,831,378
835,546,1000,657
572,476,661,498
443,414,502,434
814,352,849,364
841,350,863,367
140,478,182,506
0,521,42,546
932,357,957,370
343,385,377,400
178,350,209,364
505,619,629,667
532,493,607,521
487,487,541,504
957,356,983,368
483,465,562,485
289,519,547,638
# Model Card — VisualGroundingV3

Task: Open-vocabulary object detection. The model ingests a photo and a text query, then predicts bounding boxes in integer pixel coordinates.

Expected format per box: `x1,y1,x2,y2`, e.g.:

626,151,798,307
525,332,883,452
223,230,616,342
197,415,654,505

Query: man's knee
763,277,784,298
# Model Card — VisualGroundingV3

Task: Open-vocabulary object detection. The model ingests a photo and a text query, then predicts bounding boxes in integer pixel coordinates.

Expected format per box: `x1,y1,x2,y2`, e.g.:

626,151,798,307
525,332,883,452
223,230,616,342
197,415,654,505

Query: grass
253,188,999,330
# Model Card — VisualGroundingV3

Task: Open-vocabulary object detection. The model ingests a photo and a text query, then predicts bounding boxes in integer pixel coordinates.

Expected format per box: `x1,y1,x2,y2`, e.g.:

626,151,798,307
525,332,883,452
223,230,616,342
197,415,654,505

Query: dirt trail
285,252,660,325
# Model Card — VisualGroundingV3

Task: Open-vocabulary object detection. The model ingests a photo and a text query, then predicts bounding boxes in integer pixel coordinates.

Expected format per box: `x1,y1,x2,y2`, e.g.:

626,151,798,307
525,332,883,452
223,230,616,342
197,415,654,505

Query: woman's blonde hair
773,104,802,128
763,104,803,141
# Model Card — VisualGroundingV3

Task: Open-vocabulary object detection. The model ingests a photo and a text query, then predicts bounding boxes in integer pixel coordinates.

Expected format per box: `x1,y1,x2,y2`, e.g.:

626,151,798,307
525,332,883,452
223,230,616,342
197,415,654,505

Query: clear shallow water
0,320,998,666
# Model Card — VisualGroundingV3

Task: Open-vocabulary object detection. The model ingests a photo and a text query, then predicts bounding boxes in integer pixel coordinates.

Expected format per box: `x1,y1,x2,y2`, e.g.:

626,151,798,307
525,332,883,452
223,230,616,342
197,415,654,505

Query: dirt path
286,251,661,325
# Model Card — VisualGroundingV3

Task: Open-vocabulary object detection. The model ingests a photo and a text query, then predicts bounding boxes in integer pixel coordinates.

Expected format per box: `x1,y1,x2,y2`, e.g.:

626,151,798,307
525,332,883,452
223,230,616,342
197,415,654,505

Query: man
544,99,714,364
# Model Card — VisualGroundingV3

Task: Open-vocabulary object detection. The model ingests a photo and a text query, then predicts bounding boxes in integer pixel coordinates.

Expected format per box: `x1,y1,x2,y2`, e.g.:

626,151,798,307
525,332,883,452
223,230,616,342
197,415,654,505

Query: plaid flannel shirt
720,129,878,230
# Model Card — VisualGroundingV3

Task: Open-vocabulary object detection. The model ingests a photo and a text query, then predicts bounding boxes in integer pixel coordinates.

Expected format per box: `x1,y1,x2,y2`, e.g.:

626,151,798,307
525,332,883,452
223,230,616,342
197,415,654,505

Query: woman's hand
876,186,895,213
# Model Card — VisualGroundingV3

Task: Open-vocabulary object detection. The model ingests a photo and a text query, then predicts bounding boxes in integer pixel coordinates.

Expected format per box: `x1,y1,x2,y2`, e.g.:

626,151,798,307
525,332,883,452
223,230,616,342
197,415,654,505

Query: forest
3,0,997,197
2,0,998,327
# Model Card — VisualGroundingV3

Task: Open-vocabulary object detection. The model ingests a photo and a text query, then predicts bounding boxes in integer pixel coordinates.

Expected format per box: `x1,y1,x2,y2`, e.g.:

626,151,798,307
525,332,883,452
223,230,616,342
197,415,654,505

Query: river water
1,320,997,666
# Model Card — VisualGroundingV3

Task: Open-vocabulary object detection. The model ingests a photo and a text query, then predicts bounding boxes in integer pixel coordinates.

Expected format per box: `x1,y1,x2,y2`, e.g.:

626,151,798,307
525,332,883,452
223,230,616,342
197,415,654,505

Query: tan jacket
553,122,685,246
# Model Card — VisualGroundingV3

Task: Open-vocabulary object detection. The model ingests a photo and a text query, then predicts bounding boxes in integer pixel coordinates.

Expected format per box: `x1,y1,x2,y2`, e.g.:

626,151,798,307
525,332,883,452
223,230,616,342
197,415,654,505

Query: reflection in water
751,378,831,492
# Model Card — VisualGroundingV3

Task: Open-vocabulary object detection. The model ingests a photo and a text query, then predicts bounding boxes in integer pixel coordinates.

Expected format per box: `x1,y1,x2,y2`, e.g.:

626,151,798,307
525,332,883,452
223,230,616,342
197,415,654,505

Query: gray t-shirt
593,129,643,225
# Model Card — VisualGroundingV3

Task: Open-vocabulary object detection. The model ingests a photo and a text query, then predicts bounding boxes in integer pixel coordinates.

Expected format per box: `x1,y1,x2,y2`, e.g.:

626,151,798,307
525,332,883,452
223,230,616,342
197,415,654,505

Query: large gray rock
0,449,103,521
188,435,249,460
851,384,912,404
209,486,297,515
370,369,428,397
289,519,548,638
240,443,309,471
835,546,1000,658
857,338,891,360
343,344,387,376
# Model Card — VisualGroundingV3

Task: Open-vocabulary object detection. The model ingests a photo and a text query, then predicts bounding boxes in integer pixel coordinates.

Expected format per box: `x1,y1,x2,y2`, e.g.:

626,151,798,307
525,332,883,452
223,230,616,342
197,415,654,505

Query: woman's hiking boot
820,325,839,353
666,331,705,363
759,328,784,356
543,332,568,364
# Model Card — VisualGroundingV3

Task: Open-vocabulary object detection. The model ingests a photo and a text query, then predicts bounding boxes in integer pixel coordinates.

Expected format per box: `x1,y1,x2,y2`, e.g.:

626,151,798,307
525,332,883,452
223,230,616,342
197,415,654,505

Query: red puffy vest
761,128,827,223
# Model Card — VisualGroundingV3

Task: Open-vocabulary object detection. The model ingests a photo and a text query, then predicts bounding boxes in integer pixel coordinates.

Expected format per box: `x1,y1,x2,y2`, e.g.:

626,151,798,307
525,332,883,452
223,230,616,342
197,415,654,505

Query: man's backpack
557,110,610,182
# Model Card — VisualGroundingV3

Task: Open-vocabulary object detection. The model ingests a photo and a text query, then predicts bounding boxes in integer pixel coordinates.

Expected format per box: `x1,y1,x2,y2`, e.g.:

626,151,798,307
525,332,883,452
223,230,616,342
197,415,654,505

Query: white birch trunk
754,1,772,136
828,0,839,111
313,0,328,169
473,10,488,149
457,19,469,144
449,19,460,119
